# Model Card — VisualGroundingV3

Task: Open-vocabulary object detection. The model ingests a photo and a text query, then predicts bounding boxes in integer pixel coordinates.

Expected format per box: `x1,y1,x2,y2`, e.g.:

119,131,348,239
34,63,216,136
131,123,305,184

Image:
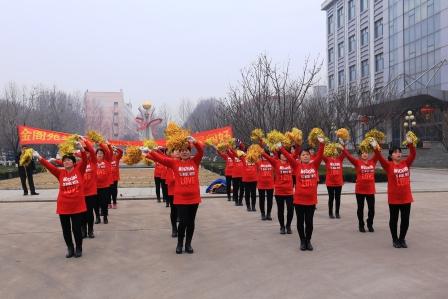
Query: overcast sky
0,0,326,113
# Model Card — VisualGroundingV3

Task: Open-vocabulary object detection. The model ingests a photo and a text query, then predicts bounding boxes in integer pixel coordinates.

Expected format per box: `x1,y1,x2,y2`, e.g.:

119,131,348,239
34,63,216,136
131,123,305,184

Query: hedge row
201,161,388,183
0,165,45,181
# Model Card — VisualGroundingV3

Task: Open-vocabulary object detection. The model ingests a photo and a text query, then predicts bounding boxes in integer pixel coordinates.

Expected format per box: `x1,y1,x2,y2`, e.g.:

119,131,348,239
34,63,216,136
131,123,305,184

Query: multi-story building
84,90,138,140
322,0,448,145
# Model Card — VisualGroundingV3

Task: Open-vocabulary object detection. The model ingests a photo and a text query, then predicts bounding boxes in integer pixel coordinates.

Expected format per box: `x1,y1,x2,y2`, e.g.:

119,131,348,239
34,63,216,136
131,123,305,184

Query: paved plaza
1,172,448,298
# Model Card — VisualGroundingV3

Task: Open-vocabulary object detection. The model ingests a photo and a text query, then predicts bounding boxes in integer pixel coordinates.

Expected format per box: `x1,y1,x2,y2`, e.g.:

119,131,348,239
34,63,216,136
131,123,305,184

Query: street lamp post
403,110,417,132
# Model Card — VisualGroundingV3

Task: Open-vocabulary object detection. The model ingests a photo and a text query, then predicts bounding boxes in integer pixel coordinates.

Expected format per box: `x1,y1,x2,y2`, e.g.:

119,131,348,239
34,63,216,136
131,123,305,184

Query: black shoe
261,213,266,221
171,230,178,238
306,240,314,251
23,192,28,196
74,247,82,258
103,216,108,224
300,240,307,251
286,226,292,234
227,198,231,201
235,202,239,206
176,244,183,254
359,225,366,233
280,227,286,235
335,213,341,219
251,207,257,212
185,244,194,254
266,214,272,221
393,240,402,248
88,231,95,238
31,192,39,195
399,239,408,248
367,226,374,232
95,217,101,224
329,214,335,219
166,203,170,208
157,198,161,203
66,247,74,258
246,206,251,212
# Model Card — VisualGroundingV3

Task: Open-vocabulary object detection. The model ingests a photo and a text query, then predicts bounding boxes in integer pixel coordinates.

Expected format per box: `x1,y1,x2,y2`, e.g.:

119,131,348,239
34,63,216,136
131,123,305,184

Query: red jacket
375,144,416,204
227,149,243,178
96,143,112,189
261,152,293,196
39,151,87,215
154,162,163,178
83,140,98,196
282,143,324,205
322,153,345,187
240,156,258,182
148,142,204,205
257,159,274,190
217,151,234,177
344,149,378,195
109,145,123,182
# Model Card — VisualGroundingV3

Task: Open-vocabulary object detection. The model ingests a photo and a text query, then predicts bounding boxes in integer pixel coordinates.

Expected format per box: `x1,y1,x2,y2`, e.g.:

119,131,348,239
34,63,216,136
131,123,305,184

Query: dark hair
388,146,402,161
62,154,76,164
299,146,313,155
96,148,104,155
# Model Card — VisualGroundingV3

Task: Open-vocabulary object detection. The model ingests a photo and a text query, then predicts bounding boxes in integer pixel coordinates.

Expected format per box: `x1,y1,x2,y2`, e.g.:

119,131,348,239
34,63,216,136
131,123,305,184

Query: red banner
18,125,233,147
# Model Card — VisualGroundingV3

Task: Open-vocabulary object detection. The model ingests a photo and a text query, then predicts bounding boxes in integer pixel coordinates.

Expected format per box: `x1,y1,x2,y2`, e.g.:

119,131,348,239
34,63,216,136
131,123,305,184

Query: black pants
19,168,35,194
83,195,97,233
97,187,110,217
356,194,375,227
161,179,168,203
389,204,411,241
259,189,273,216
110,181,118,204
177,204,199,246
327,186,342,216
154,176,163,200
244,181,257,209
59,213,83,250
225,176,232,200
232,177,244,204
294,204,316,241
275,195,293,228
168,195,178,232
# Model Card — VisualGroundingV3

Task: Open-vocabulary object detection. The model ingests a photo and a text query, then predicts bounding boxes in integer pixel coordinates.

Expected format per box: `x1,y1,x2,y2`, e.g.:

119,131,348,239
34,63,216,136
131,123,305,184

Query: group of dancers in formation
29,128,417,258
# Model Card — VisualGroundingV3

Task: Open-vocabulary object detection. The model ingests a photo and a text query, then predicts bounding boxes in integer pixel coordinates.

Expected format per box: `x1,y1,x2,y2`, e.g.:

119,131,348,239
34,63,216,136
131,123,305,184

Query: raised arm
292,145,302,160
99,143,112,162
39,156,61,178
312,142,325,168
374,147,390,171
405,143,416,167
76,149,88,174
192,141,204,165
261,152,278,167
146,150,176,169
342,148,358,167
280,147,298,169
85,139,97,164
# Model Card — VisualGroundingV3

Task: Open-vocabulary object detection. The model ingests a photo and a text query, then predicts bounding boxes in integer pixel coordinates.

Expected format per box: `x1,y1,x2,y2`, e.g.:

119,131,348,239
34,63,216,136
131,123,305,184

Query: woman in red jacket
216,149,234,201
145,137,204,254
108,144,123,209
227,149,245,206
342,143,378,233
282,137,325,251
240,154,258,212
261,149,294,234
372,137,416,248
33,142,87,258
96,143,112,224
80,139,98,238
256,154,275,220
323,149,346,219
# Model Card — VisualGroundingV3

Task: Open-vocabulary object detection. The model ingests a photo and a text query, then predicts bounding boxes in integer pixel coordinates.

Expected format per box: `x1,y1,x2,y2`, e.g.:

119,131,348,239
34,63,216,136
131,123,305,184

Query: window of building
375,53,384,72
360,0,368,12
348,0,355,20
361,27,369,46
338,70,345,86
349,35,356,52
349,65,357,81
328,14,334,35
374,18,383,38
338,41,344,58
361,59,369,77
337,7,344,28
328,74,334,89
328,47,334,63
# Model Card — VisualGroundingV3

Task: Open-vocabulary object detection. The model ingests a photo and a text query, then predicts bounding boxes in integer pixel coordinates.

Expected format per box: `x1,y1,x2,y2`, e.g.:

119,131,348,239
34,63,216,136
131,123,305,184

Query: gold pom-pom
285,127,303,146
403,131,418,146
335,128,350,141
143,139,158,150
122,146,142,165
86,130,105,143
324,142,342,157
365,129,385,144
250,128,265,144
205,133,234,152
144,157,154,166
265,130,288,151
246,144,263,163
58,134,80,156
236,150,245,157
164,122,184,138
359,137,373,153
308,128,325,148
19,148,34,166
164,122,191,151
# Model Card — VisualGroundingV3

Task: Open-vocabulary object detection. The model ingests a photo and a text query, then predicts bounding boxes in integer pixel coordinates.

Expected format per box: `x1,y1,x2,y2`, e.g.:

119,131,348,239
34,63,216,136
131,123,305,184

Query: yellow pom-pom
246,144,263,163
123,146,142,165
250,128,265,144
403,131,418,146
143,139,158,150
144,157,154,166
308,128,325,148
335,128,350,141
285,127,303,146
365,129,385,144
86,130,105,143
164,122,191,151
58,134,80,156
265,130,287,151
324,142,342,157
19,148,34,166
165,122,184,138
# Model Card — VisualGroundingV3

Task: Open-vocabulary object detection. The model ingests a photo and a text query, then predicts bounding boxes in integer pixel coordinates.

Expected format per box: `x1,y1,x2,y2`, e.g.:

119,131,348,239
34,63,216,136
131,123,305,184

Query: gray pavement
0,190,448,298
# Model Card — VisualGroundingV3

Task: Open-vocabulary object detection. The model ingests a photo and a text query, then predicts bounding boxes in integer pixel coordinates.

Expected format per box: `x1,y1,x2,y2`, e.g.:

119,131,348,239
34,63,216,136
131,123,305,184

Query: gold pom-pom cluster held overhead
19,148,34,166
86,130,105,144
359,137,375,153
265,130,288,151
246,144,264,163
403,131,419,146
165,122,190,151
122,146,143,165
365,129,386,144
285,127,303,146
205,133,234,152
250,128,265,144
58,134,80,156
308,128,325,148
324,142,342,157
143,139,158,150
335,128,350,142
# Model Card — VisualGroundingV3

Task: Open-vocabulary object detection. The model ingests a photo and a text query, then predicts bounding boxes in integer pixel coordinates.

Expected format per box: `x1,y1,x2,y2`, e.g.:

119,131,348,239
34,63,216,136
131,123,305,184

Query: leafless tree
183,98,221,132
